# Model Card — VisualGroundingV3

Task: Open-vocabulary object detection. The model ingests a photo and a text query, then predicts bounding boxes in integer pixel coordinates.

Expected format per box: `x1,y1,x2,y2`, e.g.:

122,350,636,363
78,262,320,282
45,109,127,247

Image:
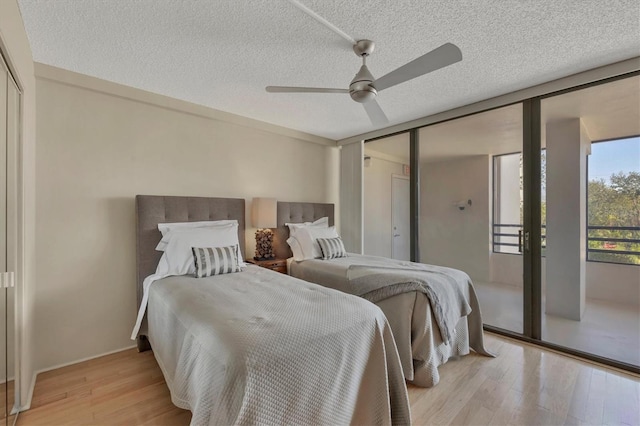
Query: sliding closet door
363,133,410,259
6,67,19,422
540,75,640,368
419,104,525,334
0,55,8,424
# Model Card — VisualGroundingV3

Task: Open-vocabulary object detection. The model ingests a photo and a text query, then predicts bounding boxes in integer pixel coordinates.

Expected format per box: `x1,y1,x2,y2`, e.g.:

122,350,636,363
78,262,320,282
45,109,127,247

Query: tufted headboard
135,195,245,350
274,202,335,259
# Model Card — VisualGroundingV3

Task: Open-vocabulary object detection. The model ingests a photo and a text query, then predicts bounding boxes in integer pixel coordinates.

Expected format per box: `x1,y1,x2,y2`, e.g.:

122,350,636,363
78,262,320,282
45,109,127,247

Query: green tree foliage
588,171,640,265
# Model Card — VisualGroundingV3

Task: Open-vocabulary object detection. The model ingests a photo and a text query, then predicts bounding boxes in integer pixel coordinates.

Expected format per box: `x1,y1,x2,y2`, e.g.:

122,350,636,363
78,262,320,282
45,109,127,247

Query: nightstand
246,258,288,274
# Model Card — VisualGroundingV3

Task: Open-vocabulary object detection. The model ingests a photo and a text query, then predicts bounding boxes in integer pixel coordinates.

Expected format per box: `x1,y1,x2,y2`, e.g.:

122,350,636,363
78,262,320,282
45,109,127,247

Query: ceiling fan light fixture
349,83,377,103
349,63,377,103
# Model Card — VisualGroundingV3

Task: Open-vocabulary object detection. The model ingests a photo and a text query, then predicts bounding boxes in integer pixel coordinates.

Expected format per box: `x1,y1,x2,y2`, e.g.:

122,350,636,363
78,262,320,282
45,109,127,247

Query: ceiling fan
266,1,463,127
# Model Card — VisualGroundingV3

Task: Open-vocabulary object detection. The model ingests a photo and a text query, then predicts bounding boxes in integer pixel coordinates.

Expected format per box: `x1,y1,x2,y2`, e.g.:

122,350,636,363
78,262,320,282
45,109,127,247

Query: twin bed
133,195,492,425
275,202,493,388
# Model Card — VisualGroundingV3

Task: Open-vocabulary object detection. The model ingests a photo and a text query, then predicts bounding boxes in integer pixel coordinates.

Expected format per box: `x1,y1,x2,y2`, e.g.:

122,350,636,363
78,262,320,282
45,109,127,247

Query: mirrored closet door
419,104,525,334
363,133,411,260
540,74,640,369
0,50,20,426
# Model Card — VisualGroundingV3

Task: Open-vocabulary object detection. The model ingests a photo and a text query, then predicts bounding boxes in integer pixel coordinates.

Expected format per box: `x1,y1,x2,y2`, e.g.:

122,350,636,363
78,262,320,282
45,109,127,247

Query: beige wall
0,0,37,409
34,65,339,371
420,156,491,282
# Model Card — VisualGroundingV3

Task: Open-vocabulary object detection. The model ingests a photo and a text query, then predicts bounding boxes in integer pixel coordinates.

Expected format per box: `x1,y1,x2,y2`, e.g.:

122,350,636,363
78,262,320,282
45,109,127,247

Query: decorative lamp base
254,228,275,260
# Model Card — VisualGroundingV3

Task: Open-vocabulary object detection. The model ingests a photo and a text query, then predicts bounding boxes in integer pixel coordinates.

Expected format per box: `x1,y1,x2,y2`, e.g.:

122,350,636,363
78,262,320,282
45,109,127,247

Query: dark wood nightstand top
246,258,288,274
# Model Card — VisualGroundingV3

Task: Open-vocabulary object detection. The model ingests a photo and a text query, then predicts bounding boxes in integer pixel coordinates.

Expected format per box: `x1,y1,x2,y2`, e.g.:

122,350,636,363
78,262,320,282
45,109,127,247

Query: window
587,137,640,265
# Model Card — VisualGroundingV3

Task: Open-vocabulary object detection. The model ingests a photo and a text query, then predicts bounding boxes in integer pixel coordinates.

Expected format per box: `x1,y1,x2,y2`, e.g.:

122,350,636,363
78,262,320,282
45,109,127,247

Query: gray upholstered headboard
135,195,245,349
274,201,335,259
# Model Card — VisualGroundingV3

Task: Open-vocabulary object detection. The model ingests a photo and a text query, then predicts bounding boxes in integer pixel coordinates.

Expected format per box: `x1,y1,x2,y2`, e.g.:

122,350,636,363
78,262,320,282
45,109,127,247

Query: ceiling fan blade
363,99,389,126
266,86,349,94
286,0,356,45
373,43,462,92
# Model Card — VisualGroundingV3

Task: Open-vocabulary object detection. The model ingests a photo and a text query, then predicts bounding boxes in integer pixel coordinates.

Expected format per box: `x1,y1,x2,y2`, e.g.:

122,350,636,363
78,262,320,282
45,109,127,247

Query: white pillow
286,217,329,239
161,224,245,276
295,226,340,259
286,236,306,261
156,220,239,251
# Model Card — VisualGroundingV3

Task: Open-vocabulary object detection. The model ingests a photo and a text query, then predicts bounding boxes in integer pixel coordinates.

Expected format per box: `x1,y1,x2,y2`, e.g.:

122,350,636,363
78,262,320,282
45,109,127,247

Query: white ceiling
18,0,640,140
365,75,640,163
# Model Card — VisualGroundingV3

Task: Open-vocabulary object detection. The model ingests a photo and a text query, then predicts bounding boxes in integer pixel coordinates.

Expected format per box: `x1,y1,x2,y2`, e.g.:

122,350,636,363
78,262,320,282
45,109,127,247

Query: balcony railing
587,226,640,265
492,224,546,254
493,224,640,265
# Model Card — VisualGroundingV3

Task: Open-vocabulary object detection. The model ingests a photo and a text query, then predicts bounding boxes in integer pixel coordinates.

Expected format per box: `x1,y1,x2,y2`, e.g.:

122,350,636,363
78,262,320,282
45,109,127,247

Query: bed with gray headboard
135,195,245,351
273,201,334,259
132,195,409,424
278,200,493,388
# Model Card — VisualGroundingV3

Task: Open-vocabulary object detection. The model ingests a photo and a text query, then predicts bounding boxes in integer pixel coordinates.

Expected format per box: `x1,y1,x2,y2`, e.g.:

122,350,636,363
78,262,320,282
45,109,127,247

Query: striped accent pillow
316,237,347,260
191,245,241,278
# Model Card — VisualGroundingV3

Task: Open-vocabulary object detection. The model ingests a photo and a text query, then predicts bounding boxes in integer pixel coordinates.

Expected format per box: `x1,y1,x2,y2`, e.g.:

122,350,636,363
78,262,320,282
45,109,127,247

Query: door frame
390,173,410,260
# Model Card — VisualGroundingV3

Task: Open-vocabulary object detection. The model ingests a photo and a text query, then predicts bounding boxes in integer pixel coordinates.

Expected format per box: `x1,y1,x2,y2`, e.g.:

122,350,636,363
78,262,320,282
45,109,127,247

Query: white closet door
0,54,8,420
6,70,18,416
0,62,6,273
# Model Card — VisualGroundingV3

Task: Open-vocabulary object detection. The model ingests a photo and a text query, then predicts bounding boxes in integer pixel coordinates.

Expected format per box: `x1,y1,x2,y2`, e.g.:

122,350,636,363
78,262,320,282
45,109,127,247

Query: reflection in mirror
363,133,411,260
541,75,640,368
419,104,524,335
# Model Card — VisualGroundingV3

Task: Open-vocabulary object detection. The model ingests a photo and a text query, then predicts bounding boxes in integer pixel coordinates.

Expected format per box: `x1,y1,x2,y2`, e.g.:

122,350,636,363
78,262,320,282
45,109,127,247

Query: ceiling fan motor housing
350,64,377,103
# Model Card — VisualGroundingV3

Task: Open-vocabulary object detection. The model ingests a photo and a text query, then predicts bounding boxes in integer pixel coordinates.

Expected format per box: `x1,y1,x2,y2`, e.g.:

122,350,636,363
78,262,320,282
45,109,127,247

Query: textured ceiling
18,0,640,140
366,75,640,162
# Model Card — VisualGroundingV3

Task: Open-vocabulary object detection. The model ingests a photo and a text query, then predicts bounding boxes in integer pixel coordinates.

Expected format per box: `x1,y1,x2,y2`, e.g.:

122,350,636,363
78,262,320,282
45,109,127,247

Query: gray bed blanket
293,255,493,357
348,262,471,345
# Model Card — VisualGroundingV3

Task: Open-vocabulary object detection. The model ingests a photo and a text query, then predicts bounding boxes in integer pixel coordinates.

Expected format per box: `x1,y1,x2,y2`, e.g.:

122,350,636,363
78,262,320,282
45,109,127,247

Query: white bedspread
146,265,411,425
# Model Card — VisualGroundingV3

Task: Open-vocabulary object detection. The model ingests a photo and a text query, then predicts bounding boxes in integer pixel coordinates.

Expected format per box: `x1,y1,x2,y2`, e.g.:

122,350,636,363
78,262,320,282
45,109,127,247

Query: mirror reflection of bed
277,201,494,388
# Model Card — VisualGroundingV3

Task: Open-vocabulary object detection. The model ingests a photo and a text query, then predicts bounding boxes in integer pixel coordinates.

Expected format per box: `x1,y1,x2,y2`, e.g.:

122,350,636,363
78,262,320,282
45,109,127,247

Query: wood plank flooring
18,333,639,425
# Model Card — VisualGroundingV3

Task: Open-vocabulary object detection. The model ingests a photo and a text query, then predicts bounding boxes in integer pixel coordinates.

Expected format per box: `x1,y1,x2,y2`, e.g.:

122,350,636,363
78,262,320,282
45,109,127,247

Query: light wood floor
18,333,640,426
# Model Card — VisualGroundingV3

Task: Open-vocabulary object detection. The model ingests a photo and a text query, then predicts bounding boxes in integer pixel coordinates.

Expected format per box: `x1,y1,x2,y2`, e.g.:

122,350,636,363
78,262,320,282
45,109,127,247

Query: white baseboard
35,344,138,375
20,344,137,412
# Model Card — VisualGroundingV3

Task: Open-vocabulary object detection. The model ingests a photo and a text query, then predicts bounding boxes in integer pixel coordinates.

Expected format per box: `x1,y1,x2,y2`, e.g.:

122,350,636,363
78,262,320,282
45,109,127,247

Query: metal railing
492,224,546,254
493,224,640,265
587,226,640,264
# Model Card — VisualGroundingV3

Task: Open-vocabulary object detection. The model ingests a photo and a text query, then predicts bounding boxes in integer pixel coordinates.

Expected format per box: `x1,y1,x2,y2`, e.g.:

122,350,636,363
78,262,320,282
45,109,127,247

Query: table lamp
251,197,277,260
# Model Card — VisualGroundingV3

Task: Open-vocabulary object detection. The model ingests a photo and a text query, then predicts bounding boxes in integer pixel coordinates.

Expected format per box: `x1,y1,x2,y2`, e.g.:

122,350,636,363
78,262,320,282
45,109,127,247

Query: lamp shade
251,197,277,229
